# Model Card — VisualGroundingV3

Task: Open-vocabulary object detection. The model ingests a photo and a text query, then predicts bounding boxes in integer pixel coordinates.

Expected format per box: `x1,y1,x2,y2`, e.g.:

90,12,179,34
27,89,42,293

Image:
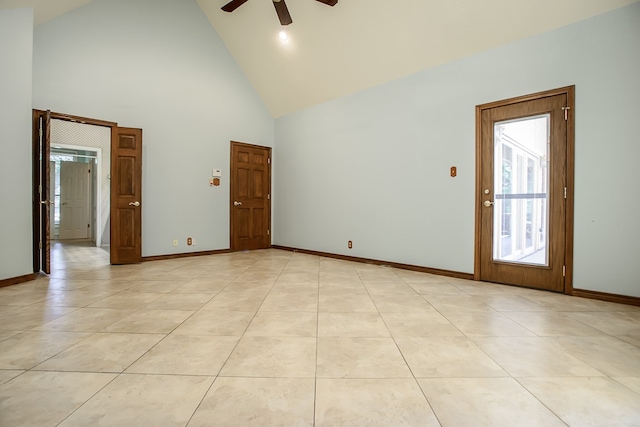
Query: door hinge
562,106,571,121
39,241,42,249
563,265,566,277
564,187,567,199
38,185,42,194
39,126,43,138
268,158,271,164
267,194,270,200
267,229,270,236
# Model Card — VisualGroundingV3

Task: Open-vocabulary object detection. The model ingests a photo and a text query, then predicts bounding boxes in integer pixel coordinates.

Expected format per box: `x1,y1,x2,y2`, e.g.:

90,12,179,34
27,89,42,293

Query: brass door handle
129,201,140,207
483,200,494,207
234,201,242,206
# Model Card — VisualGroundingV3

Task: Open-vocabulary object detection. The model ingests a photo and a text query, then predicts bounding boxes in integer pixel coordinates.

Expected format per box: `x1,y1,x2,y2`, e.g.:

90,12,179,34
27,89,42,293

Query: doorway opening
48,119,111,272
50,146,100,243
33,111,116,274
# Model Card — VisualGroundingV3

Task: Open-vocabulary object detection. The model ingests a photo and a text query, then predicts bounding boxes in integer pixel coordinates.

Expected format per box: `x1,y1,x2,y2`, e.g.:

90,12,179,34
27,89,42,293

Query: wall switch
172,239,178,247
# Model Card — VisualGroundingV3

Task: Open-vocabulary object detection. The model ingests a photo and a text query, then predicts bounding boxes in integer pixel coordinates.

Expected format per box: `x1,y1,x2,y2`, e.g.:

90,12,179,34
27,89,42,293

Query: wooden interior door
230,141,271,251
110,127,142,264
32,110,51,274
476,87,574,292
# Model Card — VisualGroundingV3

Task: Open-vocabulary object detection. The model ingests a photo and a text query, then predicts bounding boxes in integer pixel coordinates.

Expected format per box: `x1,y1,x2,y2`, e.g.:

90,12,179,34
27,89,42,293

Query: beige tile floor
1,242,640,426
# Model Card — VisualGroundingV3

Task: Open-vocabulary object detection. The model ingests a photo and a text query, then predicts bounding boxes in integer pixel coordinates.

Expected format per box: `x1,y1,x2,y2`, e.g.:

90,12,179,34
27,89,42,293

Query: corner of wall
0,8,34,280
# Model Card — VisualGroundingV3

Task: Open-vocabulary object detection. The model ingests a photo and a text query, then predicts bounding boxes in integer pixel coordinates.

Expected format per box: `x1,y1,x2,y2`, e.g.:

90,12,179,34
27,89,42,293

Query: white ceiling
2,0,638,117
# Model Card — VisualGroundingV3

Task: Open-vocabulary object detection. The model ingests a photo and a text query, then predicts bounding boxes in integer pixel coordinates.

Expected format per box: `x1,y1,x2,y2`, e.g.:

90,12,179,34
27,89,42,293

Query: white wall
32,0,274,256
274,3,640,297
0,9,33,281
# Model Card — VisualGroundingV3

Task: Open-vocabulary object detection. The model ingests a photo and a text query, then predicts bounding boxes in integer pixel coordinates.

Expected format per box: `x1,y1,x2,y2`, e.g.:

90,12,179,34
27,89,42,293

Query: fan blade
315,0,338,6
222,0,249,12
272,0,292,26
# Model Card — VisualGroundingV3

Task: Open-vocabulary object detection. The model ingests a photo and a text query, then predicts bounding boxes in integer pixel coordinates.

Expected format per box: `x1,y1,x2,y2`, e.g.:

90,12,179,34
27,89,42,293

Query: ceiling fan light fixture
222,0,338,25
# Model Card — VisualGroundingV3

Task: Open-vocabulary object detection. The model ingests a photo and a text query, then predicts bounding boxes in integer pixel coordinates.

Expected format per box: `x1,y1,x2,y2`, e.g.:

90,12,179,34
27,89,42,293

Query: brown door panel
111,127,142,264
230,142,271,251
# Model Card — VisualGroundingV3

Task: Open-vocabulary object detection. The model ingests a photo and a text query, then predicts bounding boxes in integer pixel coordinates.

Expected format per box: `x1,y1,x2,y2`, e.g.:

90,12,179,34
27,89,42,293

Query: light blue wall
32,0,274,256
0,9,33,281
274,3,640,297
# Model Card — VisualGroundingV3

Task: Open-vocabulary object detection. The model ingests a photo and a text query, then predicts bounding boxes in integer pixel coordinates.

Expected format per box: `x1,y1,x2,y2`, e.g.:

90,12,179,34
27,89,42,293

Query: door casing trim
474,86,575,294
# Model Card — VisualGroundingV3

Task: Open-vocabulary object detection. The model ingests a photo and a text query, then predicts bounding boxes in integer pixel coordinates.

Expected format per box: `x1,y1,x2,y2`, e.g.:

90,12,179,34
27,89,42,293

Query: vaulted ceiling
1,0,637,117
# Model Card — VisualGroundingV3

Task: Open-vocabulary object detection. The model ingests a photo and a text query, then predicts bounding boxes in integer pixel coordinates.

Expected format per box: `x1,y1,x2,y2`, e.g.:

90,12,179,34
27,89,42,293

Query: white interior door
59,161,91,240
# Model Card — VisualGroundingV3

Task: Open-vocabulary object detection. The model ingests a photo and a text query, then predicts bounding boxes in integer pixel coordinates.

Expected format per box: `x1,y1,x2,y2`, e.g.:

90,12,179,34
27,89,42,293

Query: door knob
483,200,494,207
234,201,242,206
40,200,54,205
129,201,140,207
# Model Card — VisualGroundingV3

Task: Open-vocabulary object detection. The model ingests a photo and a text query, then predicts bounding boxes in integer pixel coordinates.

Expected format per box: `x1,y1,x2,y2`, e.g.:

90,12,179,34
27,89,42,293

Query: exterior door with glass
476,87,574,292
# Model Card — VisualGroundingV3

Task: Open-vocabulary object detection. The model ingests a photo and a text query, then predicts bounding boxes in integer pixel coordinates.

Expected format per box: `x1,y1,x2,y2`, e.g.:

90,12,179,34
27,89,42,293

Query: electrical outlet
348,240,353,249
172,239,178,247
187,237,193,246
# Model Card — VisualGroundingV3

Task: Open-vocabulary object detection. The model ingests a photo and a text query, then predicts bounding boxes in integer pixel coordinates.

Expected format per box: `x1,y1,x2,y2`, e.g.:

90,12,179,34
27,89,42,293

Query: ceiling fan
221,0,338,26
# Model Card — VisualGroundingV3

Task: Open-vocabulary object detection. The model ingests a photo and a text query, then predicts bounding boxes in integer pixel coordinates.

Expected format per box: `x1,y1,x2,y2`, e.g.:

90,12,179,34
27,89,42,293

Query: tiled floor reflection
1,243,640,426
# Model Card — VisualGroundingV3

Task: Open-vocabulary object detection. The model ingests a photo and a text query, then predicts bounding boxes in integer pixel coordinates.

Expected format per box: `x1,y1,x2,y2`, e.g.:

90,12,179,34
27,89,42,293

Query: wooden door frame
52,142,102,245
32,110,117,272
229,141,272,251
474,86,575,294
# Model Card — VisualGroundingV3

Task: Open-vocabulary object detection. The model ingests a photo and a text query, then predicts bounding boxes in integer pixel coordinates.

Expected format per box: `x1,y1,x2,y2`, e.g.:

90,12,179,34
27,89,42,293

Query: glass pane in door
493,115,549,266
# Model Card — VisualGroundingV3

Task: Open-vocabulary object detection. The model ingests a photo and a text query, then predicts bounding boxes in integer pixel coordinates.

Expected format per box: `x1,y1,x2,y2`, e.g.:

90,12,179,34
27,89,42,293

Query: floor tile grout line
510,376,571,427
183,375,218,427
378,269,452,421
359,267,449,425
112,254,276,379
203,251,291,382
53,371,121,427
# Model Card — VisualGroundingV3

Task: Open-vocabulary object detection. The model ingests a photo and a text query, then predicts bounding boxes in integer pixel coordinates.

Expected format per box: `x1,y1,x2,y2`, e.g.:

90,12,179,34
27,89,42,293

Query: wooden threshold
271,245,474,280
